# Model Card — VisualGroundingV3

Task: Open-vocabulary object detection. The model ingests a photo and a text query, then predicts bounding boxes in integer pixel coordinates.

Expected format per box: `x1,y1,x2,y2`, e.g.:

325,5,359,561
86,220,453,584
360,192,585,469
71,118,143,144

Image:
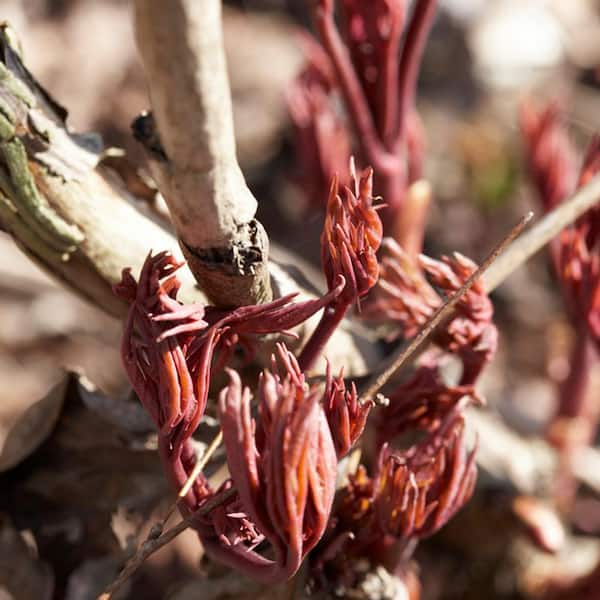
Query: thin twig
100,487,236,600
151,430,225,541
361,212,533,400
483,172,600,292
180,430,224,499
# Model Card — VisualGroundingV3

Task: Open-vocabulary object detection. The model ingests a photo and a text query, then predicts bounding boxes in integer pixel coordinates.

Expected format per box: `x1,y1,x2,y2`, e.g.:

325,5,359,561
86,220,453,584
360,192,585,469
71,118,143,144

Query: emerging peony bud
377,365,478,446
217,359,338,582
331,415,476,555
323,361,373,458
419,251,498,384
362,238,439,336
374,417,477,540
520,102,578,212
521,102,600,348
321,163,383,305
114,252,214,462
298,164,383,371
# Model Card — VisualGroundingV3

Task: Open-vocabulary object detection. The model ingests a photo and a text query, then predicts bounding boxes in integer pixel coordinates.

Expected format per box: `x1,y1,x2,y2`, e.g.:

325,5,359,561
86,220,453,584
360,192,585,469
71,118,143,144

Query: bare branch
361,212,533,400
100,487,237,600
483,172,600,292
133,0,272,307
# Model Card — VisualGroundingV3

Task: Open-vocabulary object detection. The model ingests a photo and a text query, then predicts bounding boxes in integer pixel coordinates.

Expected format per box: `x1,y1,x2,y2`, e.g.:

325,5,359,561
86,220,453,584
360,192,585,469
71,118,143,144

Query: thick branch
133,0,271,307
0,25,205,316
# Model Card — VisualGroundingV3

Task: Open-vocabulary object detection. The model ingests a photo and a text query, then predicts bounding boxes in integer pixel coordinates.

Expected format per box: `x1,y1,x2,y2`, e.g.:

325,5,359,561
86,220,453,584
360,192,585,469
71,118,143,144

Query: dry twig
159,430,224,532
483,172,600,291
361,212,534,400
100,487,237,600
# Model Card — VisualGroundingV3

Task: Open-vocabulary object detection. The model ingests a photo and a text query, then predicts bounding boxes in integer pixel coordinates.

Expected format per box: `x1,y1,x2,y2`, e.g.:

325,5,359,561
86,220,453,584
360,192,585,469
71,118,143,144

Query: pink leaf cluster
321,163,383,305
114,155,487,587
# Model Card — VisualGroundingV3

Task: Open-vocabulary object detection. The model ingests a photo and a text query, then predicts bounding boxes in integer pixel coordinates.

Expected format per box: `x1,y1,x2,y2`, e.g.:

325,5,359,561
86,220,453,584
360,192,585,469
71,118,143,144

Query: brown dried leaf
64,556,121,600
74,373,153,434
0,372,66,472
2,373,169,581
22,376,166,514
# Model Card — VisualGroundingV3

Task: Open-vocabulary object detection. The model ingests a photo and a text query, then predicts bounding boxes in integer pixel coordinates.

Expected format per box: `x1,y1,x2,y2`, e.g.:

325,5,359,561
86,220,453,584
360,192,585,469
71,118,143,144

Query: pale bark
133,0,271,307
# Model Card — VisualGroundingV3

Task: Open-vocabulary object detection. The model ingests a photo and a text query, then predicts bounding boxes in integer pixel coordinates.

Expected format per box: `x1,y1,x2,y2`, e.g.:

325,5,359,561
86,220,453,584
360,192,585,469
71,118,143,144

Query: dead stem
361,212,533,401
100,487,236,600
179,431,224,500
156,430,224,537
483,172,600,292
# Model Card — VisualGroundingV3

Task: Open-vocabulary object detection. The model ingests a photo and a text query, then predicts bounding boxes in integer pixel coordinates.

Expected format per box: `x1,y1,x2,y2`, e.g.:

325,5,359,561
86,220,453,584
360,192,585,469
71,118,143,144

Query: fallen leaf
0,372,67,472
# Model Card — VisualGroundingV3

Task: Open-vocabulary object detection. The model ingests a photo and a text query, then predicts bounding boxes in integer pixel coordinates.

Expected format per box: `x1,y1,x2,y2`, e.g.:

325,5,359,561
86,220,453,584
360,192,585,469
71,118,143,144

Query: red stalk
298,301,349,371
395,0,437,145
314,1,397,174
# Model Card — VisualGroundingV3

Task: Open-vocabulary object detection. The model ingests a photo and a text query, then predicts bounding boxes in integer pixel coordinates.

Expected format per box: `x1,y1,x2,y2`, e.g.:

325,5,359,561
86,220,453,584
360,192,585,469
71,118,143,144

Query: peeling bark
0,25,203,317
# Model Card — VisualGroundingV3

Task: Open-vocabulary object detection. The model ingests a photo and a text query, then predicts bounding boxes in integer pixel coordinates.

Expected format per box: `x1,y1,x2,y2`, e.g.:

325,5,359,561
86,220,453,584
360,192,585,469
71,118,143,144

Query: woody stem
133,0,272,307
